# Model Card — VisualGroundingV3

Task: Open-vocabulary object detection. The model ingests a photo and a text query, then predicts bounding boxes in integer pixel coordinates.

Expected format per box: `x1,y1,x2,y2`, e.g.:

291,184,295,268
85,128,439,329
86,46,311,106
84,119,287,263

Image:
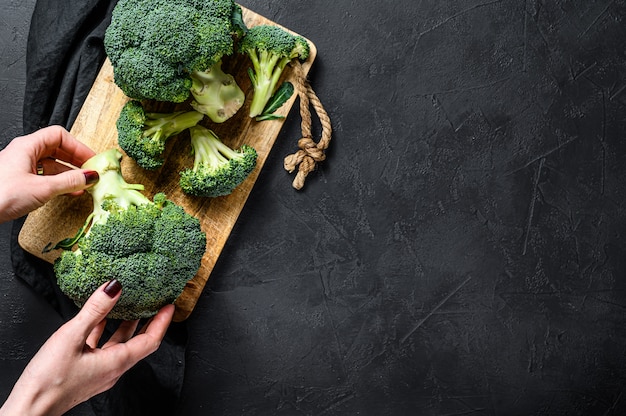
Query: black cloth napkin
11,1,187,414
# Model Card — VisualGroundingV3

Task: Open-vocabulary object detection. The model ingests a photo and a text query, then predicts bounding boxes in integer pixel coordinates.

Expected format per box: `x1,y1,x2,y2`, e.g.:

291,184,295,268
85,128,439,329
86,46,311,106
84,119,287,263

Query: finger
21,125,96,167
94,305,175,375
102,320,140,348
136,317,153,336
37,158,74,176
71,280,123,341
43,126,96,166
36,168,99,199
137,304,175,336
86,320,107,349
123,304,175,356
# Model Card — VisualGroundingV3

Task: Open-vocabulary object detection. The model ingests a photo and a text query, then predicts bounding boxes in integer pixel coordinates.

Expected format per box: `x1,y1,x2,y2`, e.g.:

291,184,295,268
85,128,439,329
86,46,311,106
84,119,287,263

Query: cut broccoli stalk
189,60,245,123
238,25,310,118
81,149,152,227
116,100,204,170
43,149,152,253
179,125,257,197
140,111,204,144
49,149,207,320
246,51,288,118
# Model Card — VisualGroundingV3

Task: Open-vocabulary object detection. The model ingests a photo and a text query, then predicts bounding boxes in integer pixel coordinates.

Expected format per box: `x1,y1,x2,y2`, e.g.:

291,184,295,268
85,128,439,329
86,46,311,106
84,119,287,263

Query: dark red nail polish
103,279,122,298
84,170,99,185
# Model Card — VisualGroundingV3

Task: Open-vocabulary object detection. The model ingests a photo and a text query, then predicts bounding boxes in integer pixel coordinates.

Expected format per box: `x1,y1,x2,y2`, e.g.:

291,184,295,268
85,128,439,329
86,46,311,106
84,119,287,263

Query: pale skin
0,126,174,416
0,126,96,222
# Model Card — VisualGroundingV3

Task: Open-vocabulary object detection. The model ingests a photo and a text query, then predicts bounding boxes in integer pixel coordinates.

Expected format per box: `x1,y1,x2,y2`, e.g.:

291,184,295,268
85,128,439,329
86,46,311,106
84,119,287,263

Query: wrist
0,382,58,416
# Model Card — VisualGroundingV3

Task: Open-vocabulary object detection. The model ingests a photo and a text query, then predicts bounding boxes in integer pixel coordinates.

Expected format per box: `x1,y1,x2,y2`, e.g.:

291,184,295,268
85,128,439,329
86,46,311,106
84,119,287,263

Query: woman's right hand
0,280,174,416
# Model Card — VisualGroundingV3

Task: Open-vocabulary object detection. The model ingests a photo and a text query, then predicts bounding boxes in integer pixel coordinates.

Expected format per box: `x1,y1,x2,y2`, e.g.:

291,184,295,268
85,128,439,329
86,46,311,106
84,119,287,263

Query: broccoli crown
116,100,204,170
53,149,207,320
179,125,257,198
238,25,310,62
237,24,310,117
104,0,242,103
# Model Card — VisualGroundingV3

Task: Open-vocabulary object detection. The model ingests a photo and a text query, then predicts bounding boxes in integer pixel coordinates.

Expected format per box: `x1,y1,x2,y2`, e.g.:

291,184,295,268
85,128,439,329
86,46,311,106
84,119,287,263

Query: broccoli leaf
255,81,294,121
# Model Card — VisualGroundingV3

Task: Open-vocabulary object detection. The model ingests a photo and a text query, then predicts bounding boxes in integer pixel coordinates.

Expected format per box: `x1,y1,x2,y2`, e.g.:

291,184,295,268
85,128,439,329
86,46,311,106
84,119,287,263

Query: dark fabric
11,1,188,414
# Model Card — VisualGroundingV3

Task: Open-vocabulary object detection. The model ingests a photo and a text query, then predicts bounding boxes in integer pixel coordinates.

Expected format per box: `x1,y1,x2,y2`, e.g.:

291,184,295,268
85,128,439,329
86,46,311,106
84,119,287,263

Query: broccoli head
238,24,310,117
104,0,245,123
179,125,258,197
116,100,204,170
49,149,207,320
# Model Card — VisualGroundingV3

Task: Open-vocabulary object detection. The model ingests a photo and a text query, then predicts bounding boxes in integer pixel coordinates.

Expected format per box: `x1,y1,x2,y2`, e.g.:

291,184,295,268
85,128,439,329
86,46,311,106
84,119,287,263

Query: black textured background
2,0,626,415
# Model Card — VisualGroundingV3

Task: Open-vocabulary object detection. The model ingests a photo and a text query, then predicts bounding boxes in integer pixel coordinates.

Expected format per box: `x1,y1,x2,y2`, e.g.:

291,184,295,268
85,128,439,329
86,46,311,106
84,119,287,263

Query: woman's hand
0,280,175,416
0,125,99,223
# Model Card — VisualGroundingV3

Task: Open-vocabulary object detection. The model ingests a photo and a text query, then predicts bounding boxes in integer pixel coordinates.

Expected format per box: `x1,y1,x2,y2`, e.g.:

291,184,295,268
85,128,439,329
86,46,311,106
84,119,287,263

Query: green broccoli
104,0,246,123
47,149,207,320
238,24,310,118
116,100,204,170
179,125,258,197
189,61,245,123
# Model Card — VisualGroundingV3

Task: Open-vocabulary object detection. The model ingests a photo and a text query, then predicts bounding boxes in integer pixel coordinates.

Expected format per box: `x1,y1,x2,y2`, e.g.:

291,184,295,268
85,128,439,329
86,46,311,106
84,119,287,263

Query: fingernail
103,279,122,298
84,170,99,185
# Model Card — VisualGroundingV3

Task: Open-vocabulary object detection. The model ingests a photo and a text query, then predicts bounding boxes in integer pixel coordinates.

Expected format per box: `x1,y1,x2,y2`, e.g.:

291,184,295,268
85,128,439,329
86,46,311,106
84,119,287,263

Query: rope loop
283,60,332,190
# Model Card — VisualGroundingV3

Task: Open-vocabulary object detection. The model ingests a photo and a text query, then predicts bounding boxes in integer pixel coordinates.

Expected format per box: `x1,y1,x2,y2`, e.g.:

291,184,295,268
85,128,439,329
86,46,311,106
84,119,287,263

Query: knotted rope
283,61,332,190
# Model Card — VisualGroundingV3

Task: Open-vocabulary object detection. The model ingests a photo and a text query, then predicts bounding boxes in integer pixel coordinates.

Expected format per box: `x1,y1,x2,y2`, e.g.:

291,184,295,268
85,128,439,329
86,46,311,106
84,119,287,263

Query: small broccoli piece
238,24,310,118
51,149,207,320
179,125,257,197
104,0,245,122
116,100,204,170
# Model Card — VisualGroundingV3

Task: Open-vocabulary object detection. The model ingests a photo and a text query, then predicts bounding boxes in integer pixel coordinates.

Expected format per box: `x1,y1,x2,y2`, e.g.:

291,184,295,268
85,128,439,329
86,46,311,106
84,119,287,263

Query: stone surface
2,0,626,415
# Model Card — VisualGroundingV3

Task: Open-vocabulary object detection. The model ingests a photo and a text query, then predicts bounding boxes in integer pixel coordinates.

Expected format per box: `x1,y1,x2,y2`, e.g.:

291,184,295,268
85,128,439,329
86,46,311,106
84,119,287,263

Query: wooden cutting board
17,6,316,322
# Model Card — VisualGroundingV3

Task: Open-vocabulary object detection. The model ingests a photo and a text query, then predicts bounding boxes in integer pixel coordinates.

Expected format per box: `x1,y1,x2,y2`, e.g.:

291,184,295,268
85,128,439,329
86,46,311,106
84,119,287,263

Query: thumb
43,169,99,198
73,280,122,340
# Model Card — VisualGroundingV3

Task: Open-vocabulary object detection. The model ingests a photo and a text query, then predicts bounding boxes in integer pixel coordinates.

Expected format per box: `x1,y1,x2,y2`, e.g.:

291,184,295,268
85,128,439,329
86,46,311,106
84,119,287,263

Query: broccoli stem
142,110,205,143
81,149,151,226
189,126,239,171
248,50,291,118
189,60,244,123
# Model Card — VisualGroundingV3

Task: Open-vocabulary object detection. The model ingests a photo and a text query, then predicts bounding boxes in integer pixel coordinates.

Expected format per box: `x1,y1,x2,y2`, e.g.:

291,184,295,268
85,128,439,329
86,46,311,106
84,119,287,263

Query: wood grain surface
17,6,316,322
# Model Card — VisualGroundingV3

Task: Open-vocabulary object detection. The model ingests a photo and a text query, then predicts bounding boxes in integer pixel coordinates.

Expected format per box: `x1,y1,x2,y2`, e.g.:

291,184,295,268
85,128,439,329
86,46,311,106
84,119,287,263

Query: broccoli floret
50,149,207,320
179,125,257,197
238,24,310,118
116,100,204,170
104,0,245,123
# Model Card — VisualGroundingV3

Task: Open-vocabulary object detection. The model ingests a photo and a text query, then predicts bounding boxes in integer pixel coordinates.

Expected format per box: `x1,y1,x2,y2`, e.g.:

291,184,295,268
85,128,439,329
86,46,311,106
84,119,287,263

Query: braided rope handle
283,61,332,190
